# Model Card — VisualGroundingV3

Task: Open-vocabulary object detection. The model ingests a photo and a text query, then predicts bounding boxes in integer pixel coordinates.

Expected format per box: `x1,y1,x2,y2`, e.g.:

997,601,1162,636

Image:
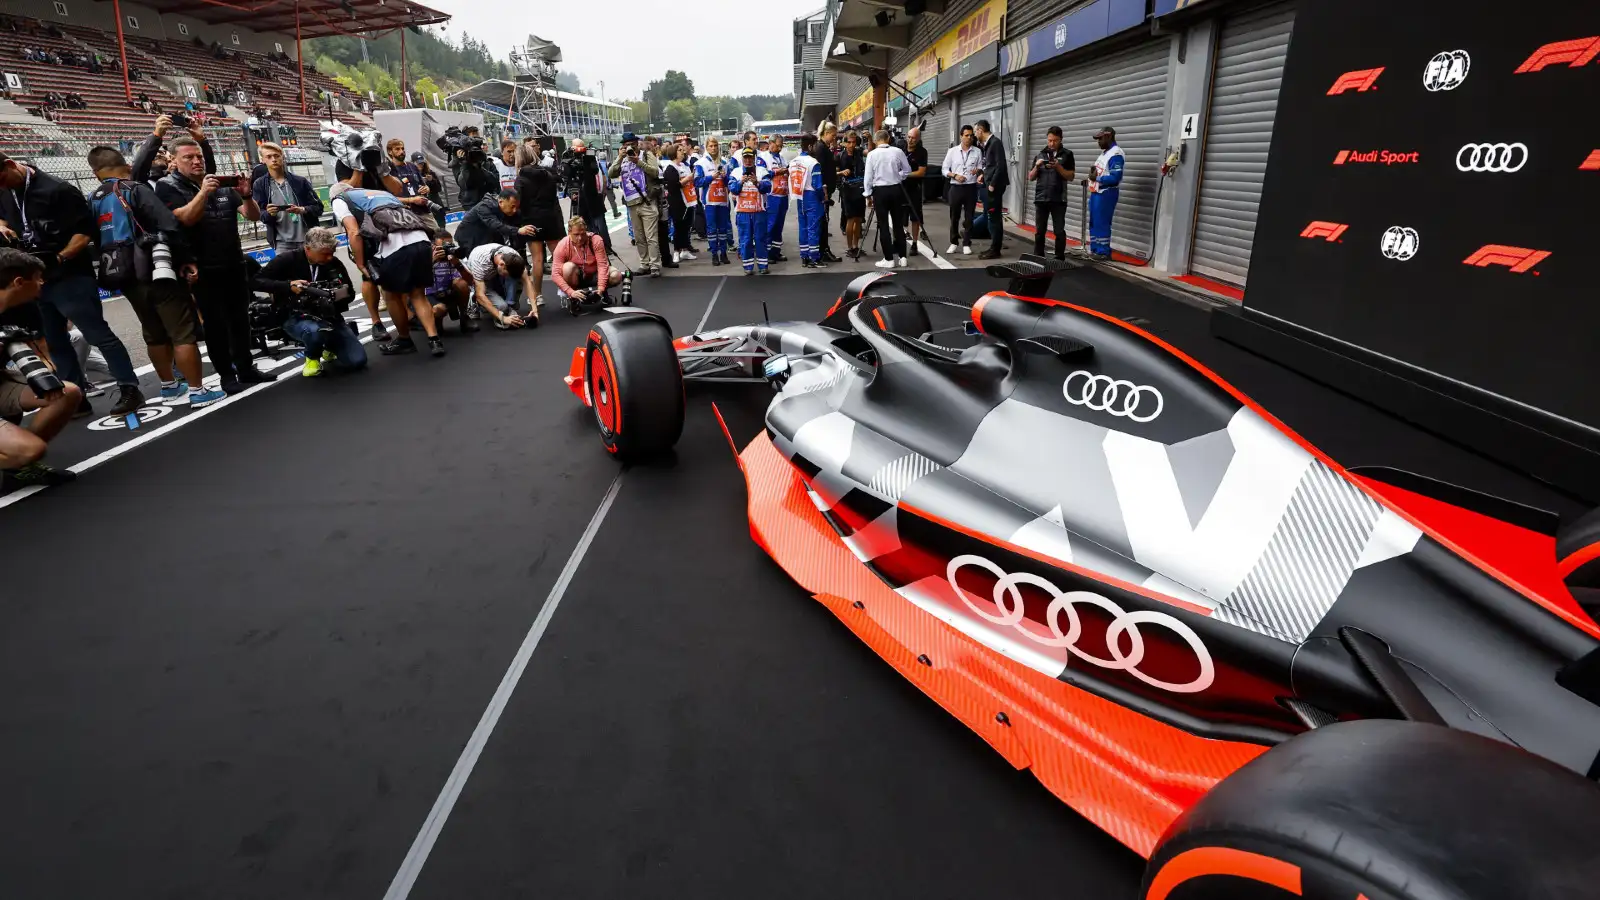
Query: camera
1,326,64,396
295,280,353,325
320,120,388,177
434,239,458,260
437,126,486,162
138,234,177,281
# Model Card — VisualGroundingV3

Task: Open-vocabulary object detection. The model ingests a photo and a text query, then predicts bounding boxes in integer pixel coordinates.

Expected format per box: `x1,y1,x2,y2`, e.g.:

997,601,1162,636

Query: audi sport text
1333,149,1420,166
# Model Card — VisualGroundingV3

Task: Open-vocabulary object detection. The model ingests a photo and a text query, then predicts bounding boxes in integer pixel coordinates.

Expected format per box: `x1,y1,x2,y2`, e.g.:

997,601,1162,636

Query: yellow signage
897,0,1006,88
837,0,1007,123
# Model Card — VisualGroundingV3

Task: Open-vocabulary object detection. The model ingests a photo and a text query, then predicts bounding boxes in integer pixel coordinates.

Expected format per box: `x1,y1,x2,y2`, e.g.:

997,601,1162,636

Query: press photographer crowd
0,103,1100,491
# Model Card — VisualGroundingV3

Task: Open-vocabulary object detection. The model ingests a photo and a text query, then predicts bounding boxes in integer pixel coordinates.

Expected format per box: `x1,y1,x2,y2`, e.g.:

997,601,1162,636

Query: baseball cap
740,146,755,156
410,150,425,163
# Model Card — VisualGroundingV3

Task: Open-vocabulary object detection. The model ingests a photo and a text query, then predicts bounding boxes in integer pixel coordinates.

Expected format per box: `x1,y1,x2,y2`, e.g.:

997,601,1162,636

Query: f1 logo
1301,221,1348,241
1463,245,1551,274
1327,67,1384,95
1580,150,1600,171
1514,37,1600,73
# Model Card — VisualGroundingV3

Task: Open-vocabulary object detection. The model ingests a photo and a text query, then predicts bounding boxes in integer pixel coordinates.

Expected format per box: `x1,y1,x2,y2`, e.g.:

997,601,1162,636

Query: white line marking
694,276,728,333
380,472,625,900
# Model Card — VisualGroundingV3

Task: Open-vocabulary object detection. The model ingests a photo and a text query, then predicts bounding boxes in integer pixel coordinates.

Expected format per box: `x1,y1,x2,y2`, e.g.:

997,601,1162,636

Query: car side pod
1141,719,1600,900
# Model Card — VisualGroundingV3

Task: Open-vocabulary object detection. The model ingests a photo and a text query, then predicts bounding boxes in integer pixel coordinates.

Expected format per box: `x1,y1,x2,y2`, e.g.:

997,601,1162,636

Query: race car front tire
1142,719,1600,900
584,314,684,461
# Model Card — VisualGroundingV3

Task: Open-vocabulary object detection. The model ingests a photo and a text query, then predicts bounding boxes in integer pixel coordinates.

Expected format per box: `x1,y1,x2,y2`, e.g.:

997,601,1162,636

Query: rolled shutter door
924,103,952,153
1023,40,1171,255
1190,3,1296,287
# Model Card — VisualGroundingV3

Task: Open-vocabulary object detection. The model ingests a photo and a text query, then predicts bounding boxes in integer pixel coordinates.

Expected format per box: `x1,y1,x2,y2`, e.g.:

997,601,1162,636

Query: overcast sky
421,0,823,100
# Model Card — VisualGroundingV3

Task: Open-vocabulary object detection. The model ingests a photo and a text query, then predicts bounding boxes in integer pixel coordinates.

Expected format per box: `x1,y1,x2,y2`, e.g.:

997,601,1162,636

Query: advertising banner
1244,0,1600,434
1000,0,1145,75
840,0,1006,123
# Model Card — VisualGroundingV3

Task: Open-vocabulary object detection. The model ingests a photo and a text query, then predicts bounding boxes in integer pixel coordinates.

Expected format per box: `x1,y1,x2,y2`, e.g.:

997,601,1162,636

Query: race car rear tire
584,314,684,461
1141,719,1600,900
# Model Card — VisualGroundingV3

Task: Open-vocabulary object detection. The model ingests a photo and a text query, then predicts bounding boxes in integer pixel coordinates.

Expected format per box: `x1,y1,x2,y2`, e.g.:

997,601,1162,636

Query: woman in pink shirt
551,216,623,305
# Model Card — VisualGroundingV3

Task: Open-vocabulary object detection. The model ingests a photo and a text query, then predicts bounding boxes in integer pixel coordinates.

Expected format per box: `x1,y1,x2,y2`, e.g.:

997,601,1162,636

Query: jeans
485,273,526,315
1034,201,1067,258
983,187,1005,253
37,274,138,390
283,315,367,370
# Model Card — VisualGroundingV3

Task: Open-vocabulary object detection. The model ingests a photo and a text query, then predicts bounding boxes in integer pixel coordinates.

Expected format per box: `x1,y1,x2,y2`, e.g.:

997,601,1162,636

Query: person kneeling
463,242,533,330
424,236,476,334
0,249,82,487
253,227,366,377
551,216,621,308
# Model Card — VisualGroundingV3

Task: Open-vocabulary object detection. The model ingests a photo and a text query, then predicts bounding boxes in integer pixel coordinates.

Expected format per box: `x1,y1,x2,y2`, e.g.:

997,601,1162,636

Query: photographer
1027,125,1075,260
422,235,475,334
441,127,498,211
251,140,322,256
462,242,532,329
0,248,79,487
330,164,447,357
252,226,365,377
608,132,662,277
413,152,447,231
87,146,222,409
154,132,270,394
550,215,620,306
563,139,611,254
0,150,144,415
455,188,537,256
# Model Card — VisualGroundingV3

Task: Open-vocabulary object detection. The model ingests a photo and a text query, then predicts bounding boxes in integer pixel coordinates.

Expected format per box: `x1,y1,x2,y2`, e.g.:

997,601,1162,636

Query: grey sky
421,0,822,101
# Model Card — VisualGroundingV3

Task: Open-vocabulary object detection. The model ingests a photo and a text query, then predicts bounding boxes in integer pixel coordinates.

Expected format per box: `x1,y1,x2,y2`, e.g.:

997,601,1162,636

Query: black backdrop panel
1244,0,1600,433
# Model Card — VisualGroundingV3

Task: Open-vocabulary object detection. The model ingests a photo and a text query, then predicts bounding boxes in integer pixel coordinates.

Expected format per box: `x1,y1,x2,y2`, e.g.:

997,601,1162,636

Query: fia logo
1381,226,1420,261
1423,50,1471,91
1054,22,1067,50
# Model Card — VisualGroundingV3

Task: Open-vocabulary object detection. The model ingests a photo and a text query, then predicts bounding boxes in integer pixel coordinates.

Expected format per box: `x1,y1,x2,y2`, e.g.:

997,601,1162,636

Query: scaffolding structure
506,35,562,137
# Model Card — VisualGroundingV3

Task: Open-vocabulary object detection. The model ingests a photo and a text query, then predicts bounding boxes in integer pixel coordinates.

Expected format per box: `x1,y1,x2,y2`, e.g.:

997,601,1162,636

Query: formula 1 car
563,258,1600,899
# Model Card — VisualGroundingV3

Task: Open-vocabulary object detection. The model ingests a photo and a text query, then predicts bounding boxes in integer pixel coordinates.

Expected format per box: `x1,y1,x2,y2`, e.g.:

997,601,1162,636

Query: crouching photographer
0,248,79,487
550,215,622,308
252,227,366,377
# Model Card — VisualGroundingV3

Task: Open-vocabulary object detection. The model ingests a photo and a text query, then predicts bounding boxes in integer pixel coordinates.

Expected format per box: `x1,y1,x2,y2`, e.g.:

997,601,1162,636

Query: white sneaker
962,246,973,255
897,256,908,266
681,251,697,261
874,258,895,269
946,244,958,254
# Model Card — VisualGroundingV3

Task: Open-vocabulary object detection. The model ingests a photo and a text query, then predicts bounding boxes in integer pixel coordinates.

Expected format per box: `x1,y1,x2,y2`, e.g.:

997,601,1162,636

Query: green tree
660,69,695,102
413,75,443,106
625,99,650,125
664,98,698,130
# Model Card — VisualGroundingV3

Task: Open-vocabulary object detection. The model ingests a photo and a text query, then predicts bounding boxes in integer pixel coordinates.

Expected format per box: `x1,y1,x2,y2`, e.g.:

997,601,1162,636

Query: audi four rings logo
1456,142,1529,173
947,555,1216,694
1063,370,1164,422
1381,226,1420,261
1423,50,1471,90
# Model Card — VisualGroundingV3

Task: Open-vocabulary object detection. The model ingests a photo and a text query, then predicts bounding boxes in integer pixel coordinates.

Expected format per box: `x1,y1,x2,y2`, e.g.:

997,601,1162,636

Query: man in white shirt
463,242,533,329
494,140,519,192
861,129,911,268
940,124,982,255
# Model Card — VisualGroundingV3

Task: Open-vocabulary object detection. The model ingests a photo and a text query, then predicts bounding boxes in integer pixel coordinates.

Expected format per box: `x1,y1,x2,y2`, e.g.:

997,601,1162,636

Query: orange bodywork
563,346,589,404
738,430,1265,858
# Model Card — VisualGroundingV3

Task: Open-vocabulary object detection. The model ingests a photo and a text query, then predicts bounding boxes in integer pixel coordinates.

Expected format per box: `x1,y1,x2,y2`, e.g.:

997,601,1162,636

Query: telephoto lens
620,270,633,306
148,239,176,281
3,336,65,396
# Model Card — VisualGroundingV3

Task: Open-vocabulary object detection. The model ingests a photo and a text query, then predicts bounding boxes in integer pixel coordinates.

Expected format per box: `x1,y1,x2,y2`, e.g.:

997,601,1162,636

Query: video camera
1,325,64,398
320,120,388,178
247,280,353,337
437,125,486,163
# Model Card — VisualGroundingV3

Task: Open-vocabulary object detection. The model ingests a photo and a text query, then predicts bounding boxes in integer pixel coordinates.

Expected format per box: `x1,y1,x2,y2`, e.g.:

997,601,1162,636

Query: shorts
125,279,199,346
839,182,865,219
523,212,564,243
373,240,435,293
0,378,29,418
569,268,597,290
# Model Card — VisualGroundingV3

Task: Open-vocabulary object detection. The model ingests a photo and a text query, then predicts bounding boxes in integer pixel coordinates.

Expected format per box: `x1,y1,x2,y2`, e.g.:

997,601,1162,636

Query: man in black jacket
87,146,221,409
454,190,536,255
817,123,842,263
1027,125,1076,260
0,150,144,414
253,226,365,377
564,139,611,253
974,119,1009,258
449,143,499,211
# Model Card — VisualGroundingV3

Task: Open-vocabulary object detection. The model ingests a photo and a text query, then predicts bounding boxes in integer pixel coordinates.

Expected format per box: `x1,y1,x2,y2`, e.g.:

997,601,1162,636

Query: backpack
92,178,143,290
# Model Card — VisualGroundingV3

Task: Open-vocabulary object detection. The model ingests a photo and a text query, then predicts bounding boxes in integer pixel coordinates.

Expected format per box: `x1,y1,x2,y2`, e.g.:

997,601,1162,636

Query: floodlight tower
508,35,562,136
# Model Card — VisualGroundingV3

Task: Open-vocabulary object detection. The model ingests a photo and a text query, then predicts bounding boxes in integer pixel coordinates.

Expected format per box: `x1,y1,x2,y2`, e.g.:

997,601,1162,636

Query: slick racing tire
584,314,684,461
1141,719,1600,900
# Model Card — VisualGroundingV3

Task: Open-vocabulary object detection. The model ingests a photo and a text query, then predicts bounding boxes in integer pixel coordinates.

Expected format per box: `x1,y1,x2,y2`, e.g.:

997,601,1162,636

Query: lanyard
308,263,322,282
12,167,31,238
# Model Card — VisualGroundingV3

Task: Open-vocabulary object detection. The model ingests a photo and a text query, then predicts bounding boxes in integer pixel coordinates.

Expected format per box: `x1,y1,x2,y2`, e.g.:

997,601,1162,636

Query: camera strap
12,167,31,241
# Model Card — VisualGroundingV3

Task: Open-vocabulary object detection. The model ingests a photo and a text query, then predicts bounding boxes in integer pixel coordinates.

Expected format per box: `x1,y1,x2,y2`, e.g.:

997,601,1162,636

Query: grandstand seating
0,12,380,162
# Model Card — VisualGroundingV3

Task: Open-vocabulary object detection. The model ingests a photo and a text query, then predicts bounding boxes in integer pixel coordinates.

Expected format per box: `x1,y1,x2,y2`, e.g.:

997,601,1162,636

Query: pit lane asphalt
1,263,1580,899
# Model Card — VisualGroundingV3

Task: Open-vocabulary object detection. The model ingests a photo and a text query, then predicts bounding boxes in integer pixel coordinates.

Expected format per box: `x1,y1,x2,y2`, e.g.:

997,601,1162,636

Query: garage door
1190,3,1296,287
923,102,953,153
1023,39,1172,256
